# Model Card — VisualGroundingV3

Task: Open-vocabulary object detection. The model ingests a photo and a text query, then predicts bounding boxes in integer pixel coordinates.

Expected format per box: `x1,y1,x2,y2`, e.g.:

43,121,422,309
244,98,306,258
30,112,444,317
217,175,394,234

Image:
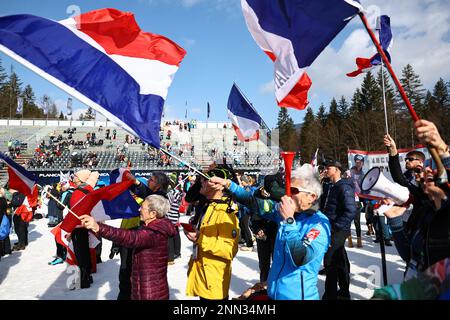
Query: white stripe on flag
90,201,111,222
0,44,140,140
9,166,35,192
59,18,179,98
241,0,307,104
227,110,260,139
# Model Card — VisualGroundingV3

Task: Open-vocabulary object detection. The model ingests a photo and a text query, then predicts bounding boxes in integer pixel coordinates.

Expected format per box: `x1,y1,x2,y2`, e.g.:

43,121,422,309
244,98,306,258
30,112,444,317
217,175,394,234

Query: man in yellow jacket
184,166,240,300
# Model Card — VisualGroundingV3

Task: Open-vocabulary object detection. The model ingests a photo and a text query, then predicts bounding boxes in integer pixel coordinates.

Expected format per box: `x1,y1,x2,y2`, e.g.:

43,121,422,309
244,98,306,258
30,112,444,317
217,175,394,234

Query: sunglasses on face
405,157,420,162
290,186,313,195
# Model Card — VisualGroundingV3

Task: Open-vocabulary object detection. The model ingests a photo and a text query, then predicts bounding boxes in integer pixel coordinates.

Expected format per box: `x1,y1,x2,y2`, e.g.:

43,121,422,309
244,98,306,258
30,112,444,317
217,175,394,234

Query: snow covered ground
0,214,405,300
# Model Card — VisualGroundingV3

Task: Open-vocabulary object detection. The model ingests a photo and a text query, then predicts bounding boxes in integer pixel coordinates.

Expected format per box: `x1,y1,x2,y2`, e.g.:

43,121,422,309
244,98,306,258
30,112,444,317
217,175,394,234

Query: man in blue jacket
210,164,331,300
321,160,357,300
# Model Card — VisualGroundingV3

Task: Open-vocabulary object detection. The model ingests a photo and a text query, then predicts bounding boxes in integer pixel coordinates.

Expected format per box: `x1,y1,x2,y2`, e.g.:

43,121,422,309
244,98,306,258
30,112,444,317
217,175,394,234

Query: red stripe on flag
76,8,186,66
60,180,134,233
7,167,35,197
346,57,373,77
277,72,312,110
232,124,260,142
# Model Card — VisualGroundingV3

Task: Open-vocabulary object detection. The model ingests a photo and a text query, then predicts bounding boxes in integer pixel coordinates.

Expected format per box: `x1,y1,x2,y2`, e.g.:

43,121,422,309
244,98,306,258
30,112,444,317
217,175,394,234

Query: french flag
51,224,99,270
0,152,38,197
227,83,262,142
347,15,392,77
0,8,186,148
89,168,140,221
241,0,361,110
60,179,136,233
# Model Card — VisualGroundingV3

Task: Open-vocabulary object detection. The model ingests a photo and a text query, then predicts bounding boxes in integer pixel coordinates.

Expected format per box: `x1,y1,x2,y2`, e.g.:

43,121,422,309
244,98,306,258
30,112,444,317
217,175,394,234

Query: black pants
71,228,92,287
239,215,253,247
373,215,390,241
323,229,351,300
56,239,67,259
117,247,133,300
353,209,361,238
13,214,28,246
256,232,276,282
168,228,181,261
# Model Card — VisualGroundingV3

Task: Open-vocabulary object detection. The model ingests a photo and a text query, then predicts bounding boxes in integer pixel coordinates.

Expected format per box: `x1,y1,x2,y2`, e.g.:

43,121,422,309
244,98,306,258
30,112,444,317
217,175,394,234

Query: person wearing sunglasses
210,164,331,300
384,134,425,192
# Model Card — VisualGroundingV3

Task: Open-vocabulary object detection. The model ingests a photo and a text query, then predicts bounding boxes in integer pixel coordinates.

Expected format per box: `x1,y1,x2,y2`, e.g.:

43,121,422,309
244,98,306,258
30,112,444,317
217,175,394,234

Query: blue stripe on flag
227,84,261,124
0,152,38,183
0,14,163,148
245,0,360,68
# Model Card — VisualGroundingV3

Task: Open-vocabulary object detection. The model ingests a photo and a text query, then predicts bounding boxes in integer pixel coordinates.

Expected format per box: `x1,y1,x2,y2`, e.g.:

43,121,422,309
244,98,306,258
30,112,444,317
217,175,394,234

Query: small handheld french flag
0,152,38,196
347,15,392,77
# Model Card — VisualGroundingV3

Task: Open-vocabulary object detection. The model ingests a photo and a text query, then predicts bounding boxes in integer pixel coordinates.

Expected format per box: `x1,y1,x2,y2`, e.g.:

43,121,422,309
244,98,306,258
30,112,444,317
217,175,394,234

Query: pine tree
328,98,339,123
299,107,318,163
0,70,23,118
0,58,7,87
432,78,449,108
337,96,349,119
59,111,65,119
276,107,297,151
398,64,425,113
360,71,380,112
316,104,327,127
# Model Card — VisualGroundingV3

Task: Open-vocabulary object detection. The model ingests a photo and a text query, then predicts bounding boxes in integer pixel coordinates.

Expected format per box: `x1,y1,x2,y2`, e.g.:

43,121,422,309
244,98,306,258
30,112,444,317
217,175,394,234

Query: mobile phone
180,223,195,232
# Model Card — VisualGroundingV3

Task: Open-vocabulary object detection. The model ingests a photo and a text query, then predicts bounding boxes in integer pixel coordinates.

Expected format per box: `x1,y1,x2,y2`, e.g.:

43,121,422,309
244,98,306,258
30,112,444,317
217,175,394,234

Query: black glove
109,243,121,259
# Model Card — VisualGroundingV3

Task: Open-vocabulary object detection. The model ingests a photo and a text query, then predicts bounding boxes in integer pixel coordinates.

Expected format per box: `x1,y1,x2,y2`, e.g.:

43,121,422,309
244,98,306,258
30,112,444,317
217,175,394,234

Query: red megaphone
281,151,296,197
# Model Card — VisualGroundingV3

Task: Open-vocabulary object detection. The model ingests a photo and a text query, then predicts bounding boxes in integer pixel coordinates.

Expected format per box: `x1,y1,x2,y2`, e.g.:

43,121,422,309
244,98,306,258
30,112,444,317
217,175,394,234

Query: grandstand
0,119,280,184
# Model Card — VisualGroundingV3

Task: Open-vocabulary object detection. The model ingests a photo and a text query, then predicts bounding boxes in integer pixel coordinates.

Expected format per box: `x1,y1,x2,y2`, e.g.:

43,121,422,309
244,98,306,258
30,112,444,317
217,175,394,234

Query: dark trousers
323,229,351,300
168,228,181,261
13,214,28,246
374,215,390,241
256,233,275,282
56,239,67,259
353,209,361,238
117,247,133,300
239,215,253,247
71,228,92,287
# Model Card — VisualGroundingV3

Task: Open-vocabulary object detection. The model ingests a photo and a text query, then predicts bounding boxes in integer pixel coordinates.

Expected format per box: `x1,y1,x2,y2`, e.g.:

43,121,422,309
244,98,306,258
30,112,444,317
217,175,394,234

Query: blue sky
1,0,449,128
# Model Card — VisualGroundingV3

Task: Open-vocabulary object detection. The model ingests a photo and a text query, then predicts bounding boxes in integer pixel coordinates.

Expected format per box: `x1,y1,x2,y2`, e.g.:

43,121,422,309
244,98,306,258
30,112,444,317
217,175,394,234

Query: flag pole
37,184,81,219
380,61,389,135
375,17,389,135
160,148,210,180
358,12,447,185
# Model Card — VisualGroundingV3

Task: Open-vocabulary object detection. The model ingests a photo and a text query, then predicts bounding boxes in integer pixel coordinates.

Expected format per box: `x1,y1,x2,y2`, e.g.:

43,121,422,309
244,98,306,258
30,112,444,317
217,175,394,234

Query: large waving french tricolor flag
0,152,38,197
0,8,186,148
227,83,262,142
241,0,361,110
347,15,392,77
